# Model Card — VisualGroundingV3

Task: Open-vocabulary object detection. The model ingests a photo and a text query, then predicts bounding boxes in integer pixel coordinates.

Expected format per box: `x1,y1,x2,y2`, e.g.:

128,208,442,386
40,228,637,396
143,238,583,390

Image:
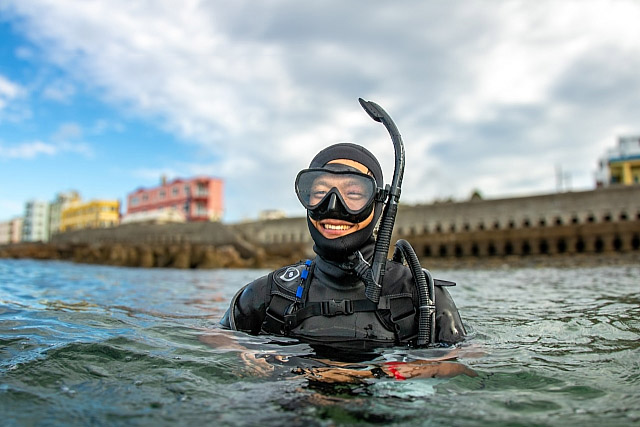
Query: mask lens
296,169,376,214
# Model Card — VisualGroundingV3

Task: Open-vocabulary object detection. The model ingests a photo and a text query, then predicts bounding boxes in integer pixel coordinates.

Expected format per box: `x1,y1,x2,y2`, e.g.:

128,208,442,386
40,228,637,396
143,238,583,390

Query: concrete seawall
2,185,639,269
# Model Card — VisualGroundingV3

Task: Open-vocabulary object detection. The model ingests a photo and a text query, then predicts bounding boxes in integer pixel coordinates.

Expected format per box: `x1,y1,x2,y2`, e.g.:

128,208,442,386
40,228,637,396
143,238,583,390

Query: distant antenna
555,165,571,192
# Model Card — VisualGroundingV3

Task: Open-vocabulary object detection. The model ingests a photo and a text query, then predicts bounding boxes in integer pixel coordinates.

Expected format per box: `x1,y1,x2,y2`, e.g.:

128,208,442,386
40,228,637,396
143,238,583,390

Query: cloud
0,140,92,160
0,74,23,110
42,79,76,102
0,123,93,160
2,1,640,219
0,141,57,159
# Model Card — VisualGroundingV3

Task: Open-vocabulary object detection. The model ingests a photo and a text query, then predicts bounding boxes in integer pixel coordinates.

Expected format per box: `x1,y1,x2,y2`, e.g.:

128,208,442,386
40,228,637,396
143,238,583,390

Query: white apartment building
0,217,23,244
22,200,50,242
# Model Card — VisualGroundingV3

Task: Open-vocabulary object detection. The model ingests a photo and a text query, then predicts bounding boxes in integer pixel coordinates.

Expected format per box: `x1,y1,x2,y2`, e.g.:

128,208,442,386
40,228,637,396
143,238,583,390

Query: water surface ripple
0,259,638,426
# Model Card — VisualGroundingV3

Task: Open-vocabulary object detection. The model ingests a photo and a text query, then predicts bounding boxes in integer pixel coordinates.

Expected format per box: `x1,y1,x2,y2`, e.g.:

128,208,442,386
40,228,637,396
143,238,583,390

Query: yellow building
60,200,120,232
610,157,640,185
596,136,640,186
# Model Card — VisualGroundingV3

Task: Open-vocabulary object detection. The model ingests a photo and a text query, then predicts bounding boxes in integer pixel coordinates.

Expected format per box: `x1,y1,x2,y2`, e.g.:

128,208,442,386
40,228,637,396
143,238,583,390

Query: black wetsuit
220,243,466,351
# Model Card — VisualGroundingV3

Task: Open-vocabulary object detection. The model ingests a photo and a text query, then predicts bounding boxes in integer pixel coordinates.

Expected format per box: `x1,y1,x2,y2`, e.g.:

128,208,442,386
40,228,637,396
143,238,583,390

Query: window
172,187,179,197
159,190,166,199
196,202,207,215
196,183,208,196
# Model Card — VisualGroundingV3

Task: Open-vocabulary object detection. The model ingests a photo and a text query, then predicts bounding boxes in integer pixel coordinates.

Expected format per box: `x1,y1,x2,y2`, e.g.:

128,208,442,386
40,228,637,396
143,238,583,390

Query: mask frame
295,168,384,223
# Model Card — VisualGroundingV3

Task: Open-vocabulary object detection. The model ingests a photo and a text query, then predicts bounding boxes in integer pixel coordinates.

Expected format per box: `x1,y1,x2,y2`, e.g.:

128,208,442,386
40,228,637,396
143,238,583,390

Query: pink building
126,176,224,222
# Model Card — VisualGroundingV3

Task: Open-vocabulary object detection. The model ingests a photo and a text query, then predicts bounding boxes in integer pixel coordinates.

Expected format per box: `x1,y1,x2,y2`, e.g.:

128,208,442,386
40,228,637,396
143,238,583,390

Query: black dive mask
295,166,384,224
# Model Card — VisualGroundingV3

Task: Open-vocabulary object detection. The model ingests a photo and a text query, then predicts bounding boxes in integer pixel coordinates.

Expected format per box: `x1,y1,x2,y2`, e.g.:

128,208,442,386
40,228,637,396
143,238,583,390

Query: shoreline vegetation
1,241,638,270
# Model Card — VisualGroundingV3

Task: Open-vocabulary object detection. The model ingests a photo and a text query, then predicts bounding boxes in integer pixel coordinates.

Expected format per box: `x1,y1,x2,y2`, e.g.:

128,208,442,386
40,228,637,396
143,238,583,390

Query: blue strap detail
301,269,309,279
296,286,303,299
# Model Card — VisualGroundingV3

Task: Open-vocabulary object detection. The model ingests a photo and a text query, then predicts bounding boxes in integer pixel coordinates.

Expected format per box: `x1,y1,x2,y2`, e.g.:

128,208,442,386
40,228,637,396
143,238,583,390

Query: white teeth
324,224,351,231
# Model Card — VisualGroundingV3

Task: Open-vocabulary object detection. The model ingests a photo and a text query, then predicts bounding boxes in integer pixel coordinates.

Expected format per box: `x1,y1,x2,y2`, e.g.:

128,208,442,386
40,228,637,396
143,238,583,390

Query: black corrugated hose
392,239,435,346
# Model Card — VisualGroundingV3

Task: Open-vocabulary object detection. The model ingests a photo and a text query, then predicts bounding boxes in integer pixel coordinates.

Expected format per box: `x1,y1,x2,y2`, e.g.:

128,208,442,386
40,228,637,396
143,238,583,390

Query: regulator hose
392,239,436,346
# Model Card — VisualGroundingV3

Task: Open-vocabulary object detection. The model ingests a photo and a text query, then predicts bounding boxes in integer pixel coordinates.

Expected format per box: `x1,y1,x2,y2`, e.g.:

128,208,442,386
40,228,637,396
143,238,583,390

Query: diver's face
309,159,375,240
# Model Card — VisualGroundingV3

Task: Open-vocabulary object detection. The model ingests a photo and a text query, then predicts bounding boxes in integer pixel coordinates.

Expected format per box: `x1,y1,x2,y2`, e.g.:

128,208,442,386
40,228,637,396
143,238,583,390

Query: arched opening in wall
557,239,567,254
504,241,514,255
594,237,604,253
455,245,463,257
508,220,516,229
439,244,447,257
478,222,485,231
571,215,579,224
575,239,585,253
410,227,416,235
450,224,456,232
488,242,497,256
620,212,628,221
493,221,500,230
523,219,530,228
539,240,549,254
637,212,640,220
539,218,546,226
555,216,563,226
603,213,612,222
463,223,470,231
423,245,432,257
632,234,640,250
587,214,596,223
522,241,531,256
471,243,479,257
613,236,623,252
435,223,442,233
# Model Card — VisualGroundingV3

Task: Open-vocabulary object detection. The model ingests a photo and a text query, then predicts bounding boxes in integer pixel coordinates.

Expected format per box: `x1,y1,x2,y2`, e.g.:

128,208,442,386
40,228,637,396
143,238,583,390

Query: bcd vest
260,260,433,345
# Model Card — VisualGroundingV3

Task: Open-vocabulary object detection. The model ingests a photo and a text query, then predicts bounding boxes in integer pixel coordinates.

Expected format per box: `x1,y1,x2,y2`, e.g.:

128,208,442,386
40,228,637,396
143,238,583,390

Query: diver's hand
199,330,277,377
239,352,275,377
293,366,373,383
294,360,476,383
382,360,477,380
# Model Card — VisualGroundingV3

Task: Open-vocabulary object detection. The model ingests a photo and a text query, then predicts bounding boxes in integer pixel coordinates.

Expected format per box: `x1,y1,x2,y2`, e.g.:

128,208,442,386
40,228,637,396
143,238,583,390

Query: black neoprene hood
304,143,384,262
308,143,383,187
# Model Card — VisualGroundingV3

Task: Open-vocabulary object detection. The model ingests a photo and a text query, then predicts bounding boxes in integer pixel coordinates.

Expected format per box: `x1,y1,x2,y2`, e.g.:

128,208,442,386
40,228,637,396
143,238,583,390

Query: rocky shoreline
0,242,303,270
1,241,638,270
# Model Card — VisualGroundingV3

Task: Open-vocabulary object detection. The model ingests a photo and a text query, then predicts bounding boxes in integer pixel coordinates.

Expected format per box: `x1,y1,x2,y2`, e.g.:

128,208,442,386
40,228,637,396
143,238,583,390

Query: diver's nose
327,192,338,211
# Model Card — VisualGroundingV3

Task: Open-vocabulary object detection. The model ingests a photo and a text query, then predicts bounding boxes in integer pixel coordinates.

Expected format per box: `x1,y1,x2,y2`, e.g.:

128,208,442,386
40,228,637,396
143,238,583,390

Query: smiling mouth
323,223,353,231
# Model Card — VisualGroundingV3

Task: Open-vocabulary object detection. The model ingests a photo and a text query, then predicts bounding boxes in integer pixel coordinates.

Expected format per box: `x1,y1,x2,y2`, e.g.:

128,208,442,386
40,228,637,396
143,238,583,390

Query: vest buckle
321,299,354,316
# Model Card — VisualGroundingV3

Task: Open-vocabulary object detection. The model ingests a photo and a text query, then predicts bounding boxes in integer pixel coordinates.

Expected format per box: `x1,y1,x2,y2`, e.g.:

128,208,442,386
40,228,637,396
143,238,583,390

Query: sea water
0,259,638,426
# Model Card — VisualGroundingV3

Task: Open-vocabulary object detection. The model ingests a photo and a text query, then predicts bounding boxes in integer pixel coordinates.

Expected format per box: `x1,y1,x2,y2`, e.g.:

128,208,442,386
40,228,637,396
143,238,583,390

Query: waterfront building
22,200,50,242
125,176,224,223
48,190,81,238
0,217,23,244
60,200,120,232
596,136,640,186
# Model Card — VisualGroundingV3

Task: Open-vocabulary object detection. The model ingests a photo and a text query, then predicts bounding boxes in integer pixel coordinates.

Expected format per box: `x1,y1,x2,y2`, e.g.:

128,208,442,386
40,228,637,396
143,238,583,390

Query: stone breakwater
0,241,304,270
0,222,308,270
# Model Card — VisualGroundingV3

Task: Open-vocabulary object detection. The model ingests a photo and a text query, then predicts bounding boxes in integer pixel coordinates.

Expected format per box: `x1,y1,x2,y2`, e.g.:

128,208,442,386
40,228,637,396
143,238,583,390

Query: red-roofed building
125,176,223,223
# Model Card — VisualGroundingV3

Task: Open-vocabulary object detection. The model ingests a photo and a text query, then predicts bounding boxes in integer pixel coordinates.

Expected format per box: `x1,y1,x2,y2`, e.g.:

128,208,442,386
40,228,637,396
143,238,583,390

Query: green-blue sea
0,259,638,426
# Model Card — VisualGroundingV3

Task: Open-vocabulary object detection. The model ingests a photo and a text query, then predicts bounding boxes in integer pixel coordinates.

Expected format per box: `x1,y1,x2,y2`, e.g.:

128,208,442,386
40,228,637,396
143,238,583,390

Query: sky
1,0,639,223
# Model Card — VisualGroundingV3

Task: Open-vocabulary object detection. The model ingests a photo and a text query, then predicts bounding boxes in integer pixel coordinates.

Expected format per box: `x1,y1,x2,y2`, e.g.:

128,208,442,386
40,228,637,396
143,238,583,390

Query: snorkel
356,98,405,303
356,98,435,347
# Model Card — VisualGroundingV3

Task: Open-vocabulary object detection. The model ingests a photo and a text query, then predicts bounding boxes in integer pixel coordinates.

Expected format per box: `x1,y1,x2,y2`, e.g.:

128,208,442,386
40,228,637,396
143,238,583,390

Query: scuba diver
220,99,465,355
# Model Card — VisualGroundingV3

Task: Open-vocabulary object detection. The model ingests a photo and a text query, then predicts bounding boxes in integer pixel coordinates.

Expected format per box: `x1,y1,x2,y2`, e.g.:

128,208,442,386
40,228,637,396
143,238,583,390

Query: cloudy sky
1,0,638,222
